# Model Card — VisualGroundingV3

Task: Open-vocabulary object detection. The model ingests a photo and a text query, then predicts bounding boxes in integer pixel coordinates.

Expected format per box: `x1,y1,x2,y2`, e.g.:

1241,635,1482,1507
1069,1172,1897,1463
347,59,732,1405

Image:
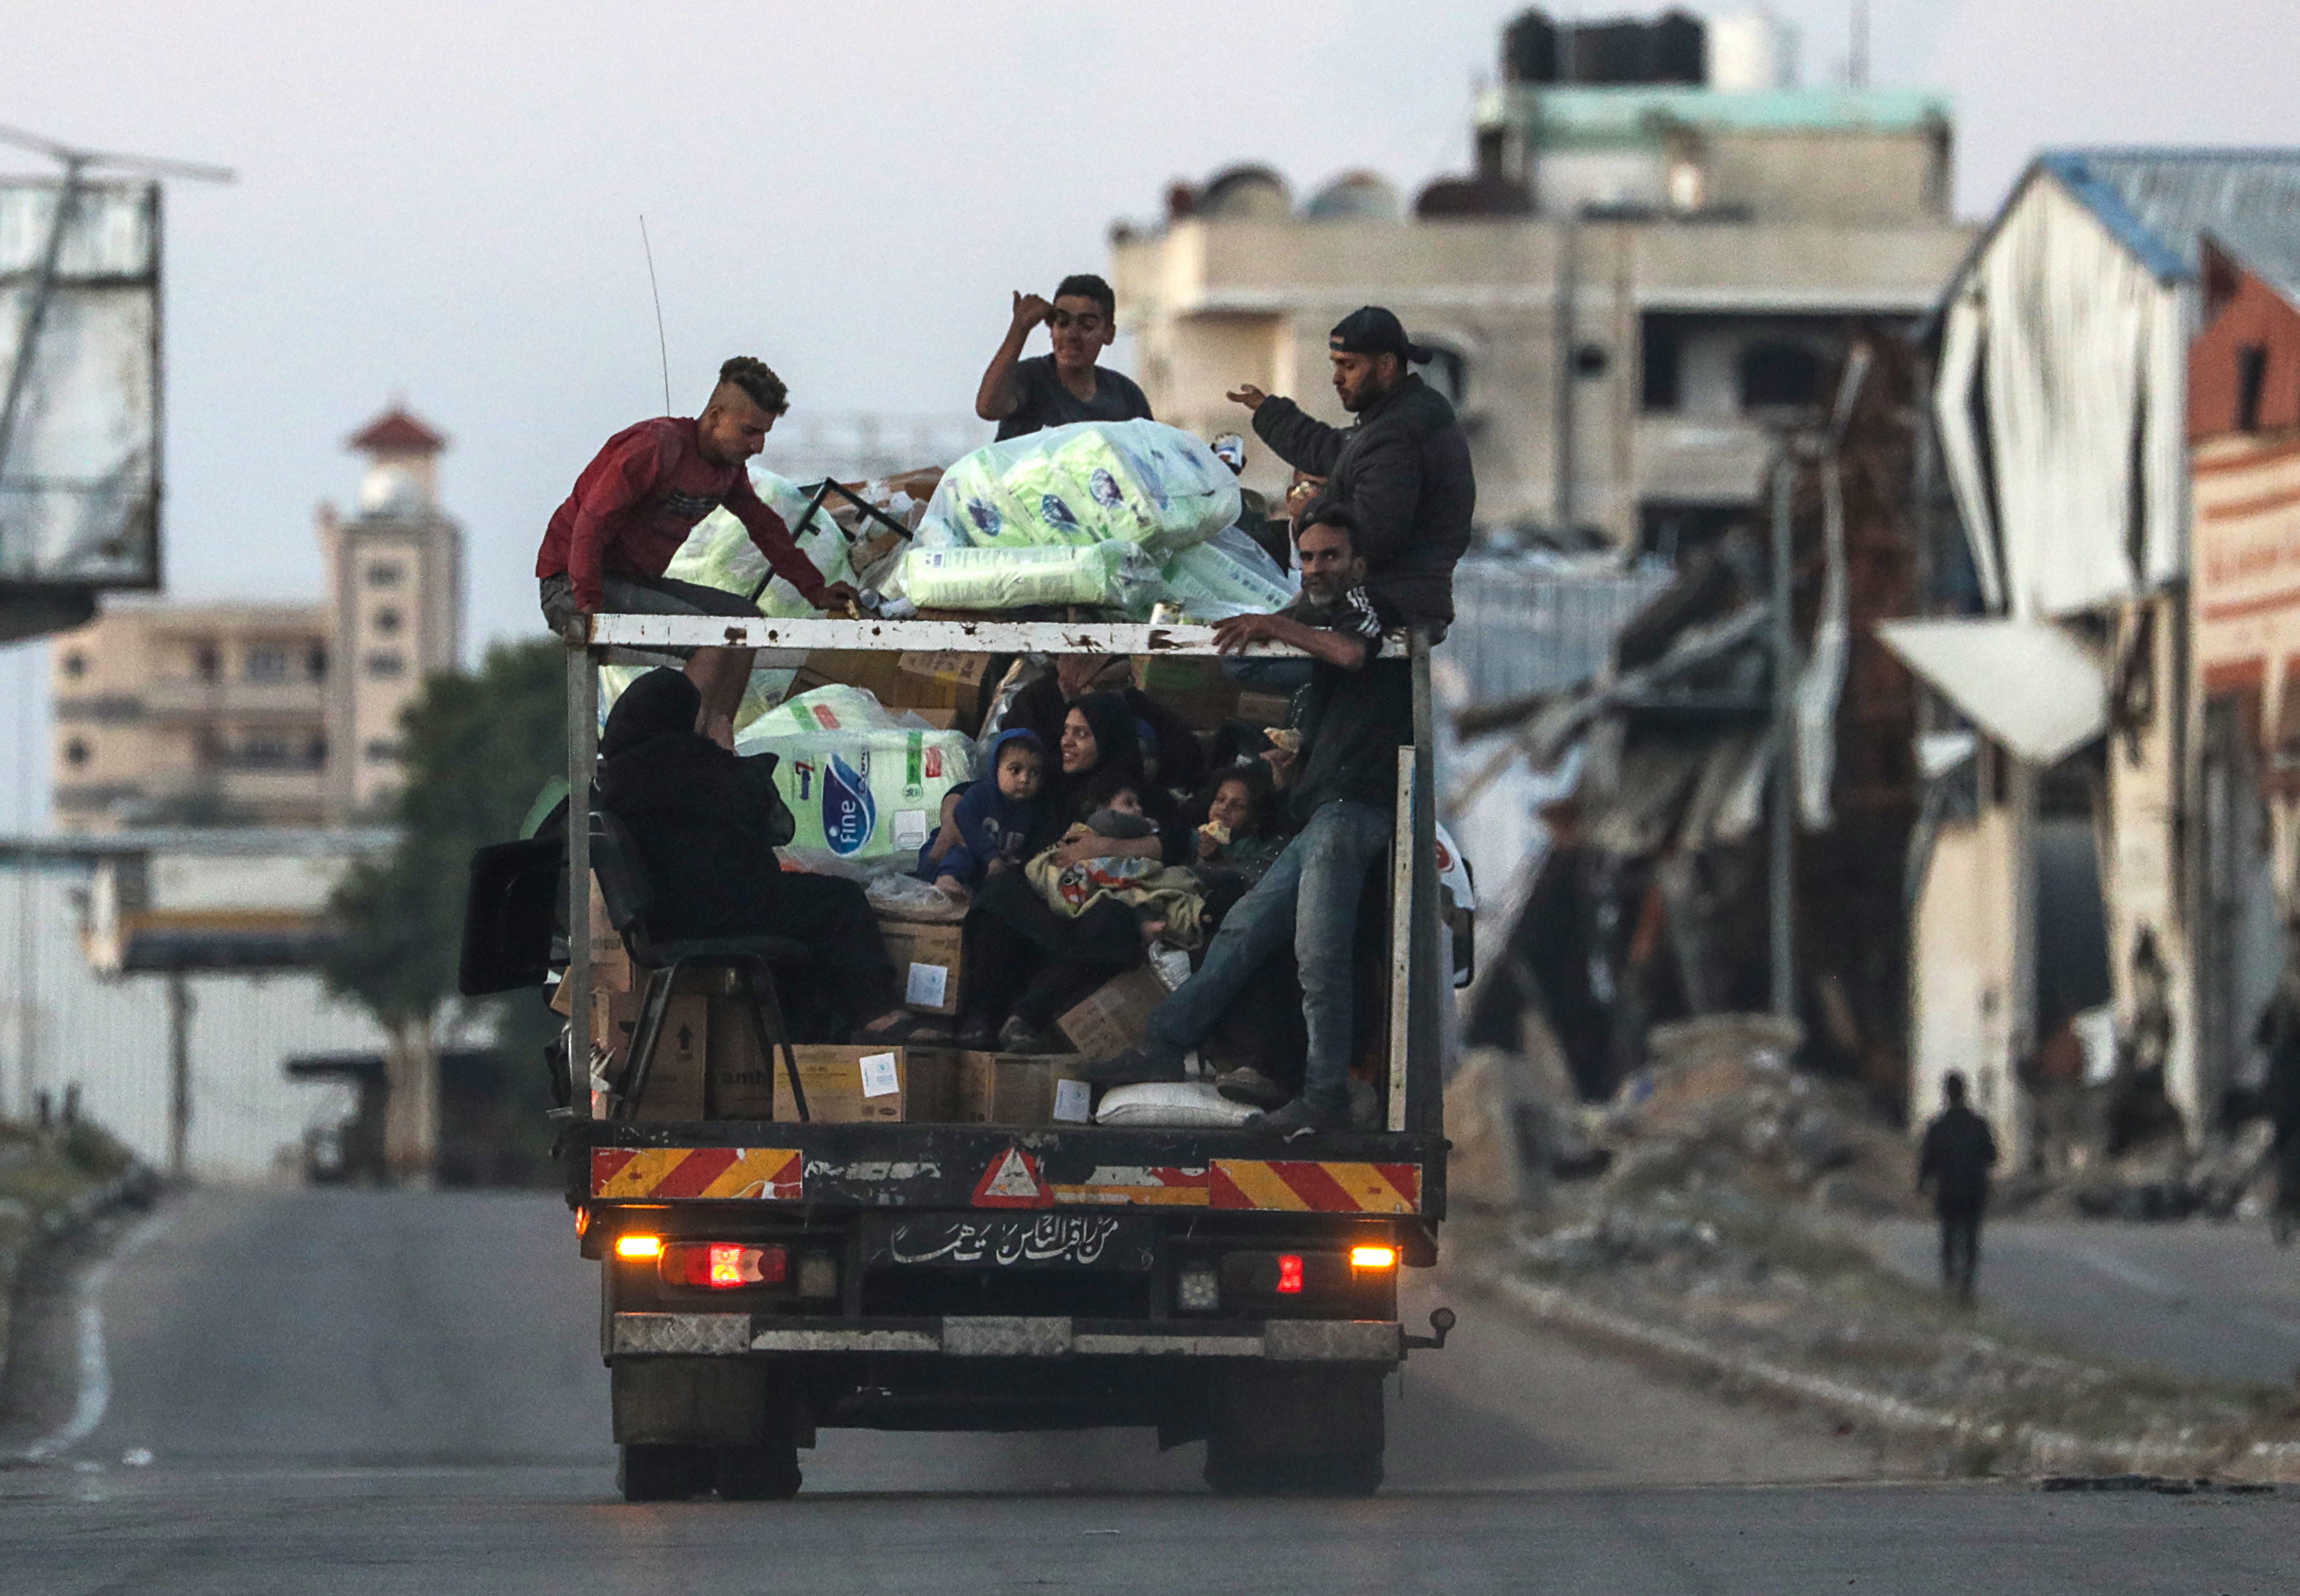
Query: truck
538,612,1458,1501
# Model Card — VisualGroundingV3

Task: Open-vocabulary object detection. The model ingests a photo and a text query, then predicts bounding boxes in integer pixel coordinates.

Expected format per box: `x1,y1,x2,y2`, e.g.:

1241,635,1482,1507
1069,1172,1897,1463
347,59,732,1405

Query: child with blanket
1024,787,1208,949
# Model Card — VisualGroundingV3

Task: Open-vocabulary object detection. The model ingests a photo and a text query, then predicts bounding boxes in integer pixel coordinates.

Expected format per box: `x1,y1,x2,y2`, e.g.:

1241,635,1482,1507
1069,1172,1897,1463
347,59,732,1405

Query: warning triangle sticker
972,1146,1050,1208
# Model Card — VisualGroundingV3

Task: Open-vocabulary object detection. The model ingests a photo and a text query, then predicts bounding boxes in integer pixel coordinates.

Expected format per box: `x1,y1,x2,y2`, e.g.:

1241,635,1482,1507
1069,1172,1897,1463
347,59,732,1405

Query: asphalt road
1867,1218,2300,1388
1,1188,2294,1595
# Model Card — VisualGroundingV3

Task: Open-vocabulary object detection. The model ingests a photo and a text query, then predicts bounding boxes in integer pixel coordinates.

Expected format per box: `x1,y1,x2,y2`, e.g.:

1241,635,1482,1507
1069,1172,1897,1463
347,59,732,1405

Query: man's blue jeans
1143,799,1392,1118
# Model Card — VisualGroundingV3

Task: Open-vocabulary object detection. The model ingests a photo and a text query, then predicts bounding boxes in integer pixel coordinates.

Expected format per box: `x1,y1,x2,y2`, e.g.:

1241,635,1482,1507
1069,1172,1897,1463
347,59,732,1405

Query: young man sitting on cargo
536,357,862,747
974,273,1154,441
1079,506,1407,1139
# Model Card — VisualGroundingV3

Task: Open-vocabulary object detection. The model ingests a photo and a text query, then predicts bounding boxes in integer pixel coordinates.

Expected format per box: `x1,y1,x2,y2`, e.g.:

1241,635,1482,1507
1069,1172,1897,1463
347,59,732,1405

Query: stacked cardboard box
877,916,963,1017
957,1052,1094,1127
1054,965,1171,1059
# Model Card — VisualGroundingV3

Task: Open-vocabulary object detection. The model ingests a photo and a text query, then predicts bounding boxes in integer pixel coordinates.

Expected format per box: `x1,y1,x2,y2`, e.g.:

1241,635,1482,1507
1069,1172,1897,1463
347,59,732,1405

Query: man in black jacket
1226,306,1475,636
1917,1073,2000,1303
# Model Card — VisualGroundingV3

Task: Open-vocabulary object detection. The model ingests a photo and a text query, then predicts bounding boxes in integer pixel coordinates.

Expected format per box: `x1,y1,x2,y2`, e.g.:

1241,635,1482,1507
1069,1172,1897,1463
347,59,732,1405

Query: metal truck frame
561,614,1453,1501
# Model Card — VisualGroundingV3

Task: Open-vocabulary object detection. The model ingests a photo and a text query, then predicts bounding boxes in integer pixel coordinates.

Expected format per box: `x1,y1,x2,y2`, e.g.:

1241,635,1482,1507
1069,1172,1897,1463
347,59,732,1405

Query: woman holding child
949,691,1187,1053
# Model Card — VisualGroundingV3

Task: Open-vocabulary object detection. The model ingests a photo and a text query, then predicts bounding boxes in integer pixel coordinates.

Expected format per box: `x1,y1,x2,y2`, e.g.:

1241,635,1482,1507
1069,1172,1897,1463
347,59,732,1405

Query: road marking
12,1203,178,1465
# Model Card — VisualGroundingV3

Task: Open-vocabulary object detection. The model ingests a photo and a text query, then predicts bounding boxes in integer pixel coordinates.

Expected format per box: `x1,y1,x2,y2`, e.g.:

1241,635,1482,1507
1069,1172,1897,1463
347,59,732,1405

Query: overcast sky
3,0,2297,826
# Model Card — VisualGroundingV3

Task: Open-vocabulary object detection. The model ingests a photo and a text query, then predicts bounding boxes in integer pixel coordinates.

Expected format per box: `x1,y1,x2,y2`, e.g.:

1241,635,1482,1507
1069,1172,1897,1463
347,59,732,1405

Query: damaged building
1904,151,2300,1167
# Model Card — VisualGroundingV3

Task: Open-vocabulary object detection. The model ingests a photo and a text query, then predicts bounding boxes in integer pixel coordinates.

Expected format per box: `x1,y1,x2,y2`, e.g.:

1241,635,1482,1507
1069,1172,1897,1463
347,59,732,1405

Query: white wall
0,871,387,1181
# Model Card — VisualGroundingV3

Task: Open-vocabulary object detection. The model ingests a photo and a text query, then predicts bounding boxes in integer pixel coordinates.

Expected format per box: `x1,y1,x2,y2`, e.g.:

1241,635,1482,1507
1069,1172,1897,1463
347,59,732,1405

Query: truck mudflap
610,1312,1403,1364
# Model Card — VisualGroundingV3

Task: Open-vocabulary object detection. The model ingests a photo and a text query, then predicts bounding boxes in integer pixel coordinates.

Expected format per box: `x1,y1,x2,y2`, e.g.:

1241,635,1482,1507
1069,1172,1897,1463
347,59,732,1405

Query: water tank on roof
1304,171,1401,222
1708,6,1798,92
1197,165,1292,220
1503,7,1704,84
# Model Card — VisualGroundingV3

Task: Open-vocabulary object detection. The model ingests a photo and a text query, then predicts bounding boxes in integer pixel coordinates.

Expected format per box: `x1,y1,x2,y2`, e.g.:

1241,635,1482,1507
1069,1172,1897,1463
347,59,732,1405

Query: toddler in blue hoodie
916,728,1047,895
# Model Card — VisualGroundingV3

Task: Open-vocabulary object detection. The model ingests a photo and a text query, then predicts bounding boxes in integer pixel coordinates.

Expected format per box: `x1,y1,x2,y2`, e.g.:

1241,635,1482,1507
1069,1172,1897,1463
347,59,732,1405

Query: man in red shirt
538,356,859,744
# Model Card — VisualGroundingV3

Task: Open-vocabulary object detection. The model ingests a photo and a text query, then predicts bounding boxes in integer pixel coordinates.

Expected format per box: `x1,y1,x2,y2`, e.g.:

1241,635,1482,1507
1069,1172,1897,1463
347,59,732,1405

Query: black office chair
458,837,564,997
586,809,811,1123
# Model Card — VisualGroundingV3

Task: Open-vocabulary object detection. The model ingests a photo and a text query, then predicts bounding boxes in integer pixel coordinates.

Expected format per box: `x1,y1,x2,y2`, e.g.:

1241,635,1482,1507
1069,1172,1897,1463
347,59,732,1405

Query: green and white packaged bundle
900,542,1159,612
1154,526,1299,622
920,419,1240,555
734,685,976,875
663,464,859,618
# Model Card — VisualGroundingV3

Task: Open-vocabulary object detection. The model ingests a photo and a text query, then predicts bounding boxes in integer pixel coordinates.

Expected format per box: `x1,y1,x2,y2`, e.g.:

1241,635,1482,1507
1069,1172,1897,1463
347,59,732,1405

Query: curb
1456,1253,2299,1483
0,1164,163,1395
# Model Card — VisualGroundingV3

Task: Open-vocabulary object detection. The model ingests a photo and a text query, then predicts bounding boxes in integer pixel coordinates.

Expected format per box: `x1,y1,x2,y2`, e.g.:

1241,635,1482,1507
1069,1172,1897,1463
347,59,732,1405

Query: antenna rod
639,215,670,415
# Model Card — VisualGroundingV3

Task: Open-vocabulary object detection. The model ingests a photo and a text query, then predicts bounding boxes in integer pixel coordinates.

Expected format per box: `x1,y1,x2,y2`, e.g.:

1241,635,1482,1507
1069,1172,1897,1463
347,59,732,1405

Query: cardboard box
705,994,777,1119
596,990,709,1122
1137,656,1241,730
903,1047,960,1122
1055,965,1173,1059
877,916,964,1016
958,1051,1095,1127
771,1046,911,1124
1234,691,1292,728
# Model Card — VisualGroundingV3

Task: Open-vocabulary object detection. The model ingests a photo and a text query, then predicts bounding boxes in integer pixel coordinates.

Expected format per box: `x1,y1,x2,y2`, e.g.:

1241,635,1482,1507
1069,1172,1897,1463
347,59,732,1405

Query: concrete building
48,406,464,830
1107,7,1972,553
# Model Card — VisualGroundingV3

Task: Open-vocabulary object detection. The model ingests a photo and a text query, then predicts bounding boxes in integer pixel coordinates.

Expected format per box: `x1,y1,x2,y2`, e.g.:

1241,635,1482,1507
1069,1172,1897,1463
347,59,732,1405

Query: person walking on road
1918,1073,1999,1304
2252,926,2300,1245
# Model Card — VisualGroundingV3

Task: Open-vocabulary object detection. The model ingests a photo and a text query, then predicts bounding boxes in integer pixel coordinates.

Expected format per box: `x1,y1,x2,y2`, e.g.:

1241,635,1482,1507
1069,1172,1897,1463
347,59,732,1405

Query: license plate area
866,1213,1156,1271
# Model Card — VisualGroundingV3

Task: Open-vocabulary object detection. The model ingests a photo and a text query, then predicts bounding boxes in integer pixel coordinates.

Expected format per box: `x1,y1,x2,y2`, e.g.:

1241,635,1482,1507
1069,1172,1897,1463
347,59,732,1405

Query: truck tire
618,1442,712,1502
1201,1365,1384,1497
715,1442,803,1501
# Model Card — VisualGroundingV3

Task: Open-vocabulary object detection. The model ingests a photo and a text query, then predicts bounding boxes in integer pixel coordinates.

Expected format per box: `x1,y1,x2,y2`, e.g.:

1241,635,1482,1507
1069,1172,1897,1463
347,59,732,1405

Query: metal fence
1440,553,1674,707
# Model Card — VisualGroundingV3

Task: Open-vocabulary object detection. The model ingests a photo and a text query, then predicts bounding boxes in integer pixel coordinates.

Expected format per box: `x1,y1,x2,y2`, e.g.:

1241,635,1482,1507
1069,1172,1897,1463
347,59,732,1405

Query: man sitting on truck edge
1079,506,1409,1140
1226,305,1474,640
537,357,861,747
974,273,1154,441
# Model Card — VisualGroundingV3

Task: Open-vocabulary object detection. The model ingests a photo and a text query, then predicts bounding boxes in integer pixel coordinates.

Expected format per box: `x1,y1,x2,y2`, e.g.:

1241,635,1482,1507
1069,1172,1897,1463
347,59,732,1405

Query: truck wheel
1203,1440,1383,1497
618,1442,712,1502
715,1442,803,1502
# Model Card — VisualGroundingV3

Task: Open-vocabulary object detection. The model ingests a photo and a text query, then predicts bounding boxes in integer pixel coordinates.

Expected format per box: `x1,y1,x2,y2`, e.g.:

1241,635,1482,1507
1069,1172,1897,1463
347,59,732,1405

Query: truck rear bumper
611,1311,1402,1364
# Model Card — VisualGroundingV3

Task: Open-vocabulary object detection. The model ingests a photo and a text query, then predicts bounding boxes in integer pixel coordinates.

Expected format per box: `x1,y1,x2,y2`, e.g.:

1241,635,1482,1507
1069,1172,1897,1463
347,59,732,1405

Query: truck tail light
1277,1254,1304,1294
1351,1245,1397,1270
615,1234,663,1260
660,1243,788,1289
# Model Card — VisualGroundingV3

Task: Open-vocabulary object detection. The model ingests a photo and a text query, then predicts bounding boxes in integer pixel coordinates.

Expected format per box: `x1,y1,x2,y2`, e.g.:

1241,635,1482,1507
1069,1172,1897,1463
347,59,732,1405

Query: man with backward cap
1227,306,1476,638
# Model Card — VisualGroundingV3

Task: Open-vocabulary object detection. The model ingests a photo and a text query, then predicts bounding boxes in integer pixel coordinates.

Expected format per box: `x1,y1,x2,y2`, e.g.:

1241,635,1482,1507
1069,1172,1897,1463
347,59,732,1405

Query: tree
323,640,566,1182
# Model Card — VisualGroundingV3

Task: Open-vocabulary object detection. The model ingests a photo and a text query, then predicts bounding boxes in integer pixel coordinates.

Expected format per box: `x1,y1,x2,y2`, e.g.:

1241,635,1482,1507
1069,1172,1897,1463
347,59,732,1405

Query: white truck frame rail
564,615,1445,1137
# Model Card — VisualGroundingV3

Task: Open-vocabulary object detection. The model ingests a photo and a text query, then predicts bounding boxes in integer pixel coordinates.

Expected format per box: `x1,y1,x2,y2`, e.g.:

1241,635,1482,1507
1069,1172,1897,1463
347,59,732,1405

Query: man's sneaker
1214,1067,1290,1110
1073,1045,1185,1086
1243,1096,1344,1141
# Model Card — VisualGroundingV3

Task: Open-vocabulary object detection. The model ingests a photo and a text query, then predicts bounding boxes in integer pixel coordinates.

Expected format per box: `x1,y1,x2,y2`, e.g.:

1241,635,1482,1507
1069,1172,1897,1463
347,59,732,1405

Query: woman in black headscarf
958,690,1180,1053
596,669,934,1043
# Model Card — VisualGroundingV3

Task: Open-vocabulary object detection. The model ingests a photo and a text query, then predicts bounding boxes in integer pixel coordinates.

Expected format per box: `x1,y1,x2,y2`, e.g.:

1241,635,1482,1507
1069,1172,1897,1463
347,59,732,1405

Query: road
1867,1218,2300,1388
0,1189,2292,1595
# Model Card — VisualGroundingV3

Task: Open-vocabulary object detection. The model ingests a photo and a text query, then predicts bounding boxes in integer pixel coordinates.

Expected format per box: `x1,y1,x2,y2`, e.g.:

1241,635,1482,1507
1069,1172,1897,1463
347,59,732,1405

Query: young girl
1191,765,1287,888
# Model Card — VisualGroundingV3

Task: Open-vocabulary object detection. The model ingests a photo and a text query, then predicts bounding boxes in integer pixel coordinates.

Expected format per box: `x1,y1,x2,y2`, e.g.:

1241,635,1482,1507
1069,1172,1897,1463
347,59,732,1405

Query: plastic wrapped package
900,543,1159,612
734,686,976,875
919,420,1241,554
1154,526,1300,621
1094,1081,1256,1128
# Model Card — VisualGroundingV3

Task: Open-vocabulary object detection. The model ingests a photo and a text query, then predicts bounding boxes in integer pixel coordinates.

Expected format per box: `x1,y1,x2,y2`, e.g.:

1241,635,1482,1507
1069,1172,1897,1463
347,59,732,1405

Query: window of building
2237,344,2268,434
194,643,220,683
367,561,404,587
307,735,330,767
60,652,86,679
246,646,290,682
1641,315,1684,411
372,606,402,635
64,738,89,768
307,644,329,680
364,739,403,764
242,734,293,768
365,651,406,679
1737,341,1825,410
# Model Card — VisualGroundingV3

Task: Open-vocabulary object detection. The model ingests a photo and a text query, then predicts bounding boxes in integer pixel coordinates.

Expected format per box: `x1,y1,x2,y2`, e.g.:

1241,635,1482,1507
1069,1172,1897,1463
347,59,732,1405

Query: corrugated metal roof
2039,149,2300,286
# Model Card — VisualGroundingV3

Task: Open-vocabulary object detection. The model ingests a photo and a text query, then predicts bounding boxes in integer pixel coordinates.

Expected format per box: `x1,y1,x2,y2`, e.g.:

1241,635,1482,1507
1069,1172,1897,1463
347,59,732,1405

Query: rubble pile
1565,1015,1923,1220
2044,1119,2280,1223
